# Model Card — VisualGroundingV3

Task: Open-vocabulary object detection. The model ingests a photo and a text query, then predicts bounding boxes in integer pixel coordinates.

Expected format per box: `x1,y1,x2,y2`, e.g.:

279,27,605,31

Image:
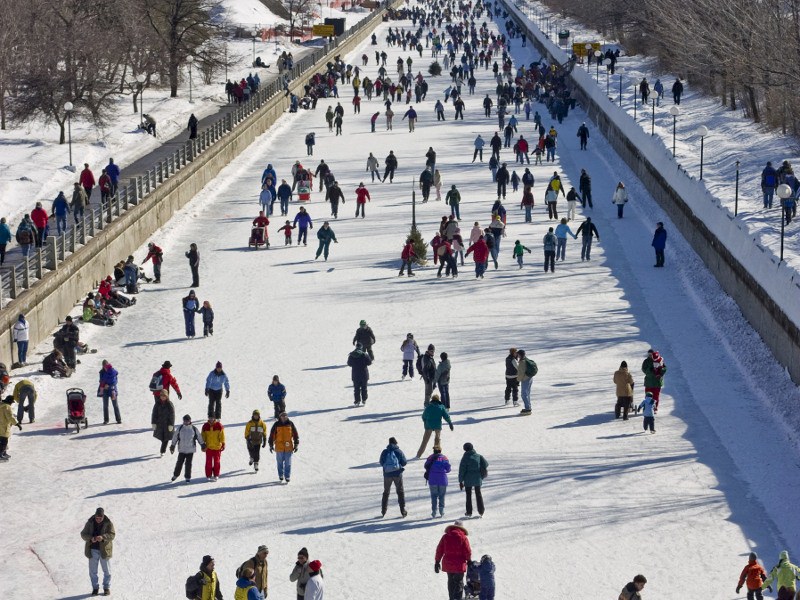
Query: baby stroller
65,388,89,432
249,226,269,249
465,560,481,598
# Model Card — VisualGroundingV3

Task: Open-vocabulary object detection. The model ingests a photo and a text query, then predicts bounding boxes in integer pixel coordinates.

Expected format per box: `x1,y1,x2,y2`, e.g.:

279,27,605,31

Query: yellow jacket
269,419,299,452
201,421,225,451
244,419,267,445
200,571,219,600
13,380,37,403
0,403,18,437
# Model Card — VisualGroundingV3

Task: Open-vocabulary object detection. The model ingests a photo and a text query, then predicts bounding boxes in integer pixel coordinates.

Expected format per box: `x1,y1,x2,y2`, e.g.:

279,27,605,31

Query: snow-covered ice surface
3,9,800,600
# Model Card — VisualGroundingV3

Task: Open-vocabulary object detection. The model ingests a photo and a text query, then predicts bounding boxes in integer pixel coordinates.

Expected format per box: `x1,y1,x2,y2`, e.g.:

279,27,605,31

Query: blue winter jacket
293,212,313,229
99,365,118,389
652,227,667,250
234,577,264,600
205,370,230,392
379,444,407,475
555,223,575,239
268,383,286,403
638,396,656,417
479,560,496,589
0,222,12,245
52,193,70,216
261,165,277,186
105,163,120,183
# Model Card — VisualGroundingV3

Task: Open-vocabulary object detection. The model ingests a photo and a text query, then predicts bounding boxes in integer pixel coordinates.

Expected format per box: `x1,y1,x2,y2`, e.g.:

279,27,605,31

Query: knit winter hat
215,361,223,369
431,394,440,402
298,547,309,558
183,415,192,422
651,351,661,361
389,437,398,445
201,555,214,570
162,361,172,369
463,442,474,452
749,552,758,561
309,560,322,572
645,391,653,397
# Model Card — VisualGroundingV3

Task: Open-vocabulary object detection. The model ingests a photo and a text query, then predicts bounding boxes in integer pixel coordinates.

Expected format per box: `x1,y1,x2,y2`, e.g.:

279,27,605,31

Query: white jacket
304,574,324,600
366,156,379,171
13,319,29,342
612,188,628,205
171,423,204,453
401,339,419,361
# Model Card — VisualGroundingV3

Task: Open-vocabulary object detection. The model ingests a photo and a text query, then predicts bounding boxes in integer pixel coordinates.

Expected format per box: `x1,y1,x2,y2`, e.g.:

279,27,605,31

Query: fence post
22,260,30,289
45,236,57,270
9,267,17,299
35,248,43,279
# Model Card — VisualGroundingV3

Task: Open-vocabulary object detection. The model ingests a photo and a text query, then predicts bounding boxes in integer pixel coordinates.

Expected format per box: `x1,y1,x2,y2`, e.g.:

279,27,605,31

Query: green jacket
641,357,667,388
763,552,800,591
459,449,488,487
80,515,115,559
317,226,337,243
445,189,461,205
435,359,451,386
422,401,452,430
512,242,530,257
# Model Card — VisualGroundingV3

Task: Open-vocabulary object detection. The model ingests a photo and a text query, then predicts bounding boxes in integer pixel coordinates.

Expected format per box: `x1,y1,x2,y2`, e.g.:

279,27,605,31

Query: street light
136,74,146,127
669,105,680,157
594,50,602,82
696,125,708,180
777,183,792,262
64,102,74,171
186,55,195,103
651,97,656,135
585,44,592,70
617,67,624,107
252,33,257,67
633,83,638,119
603,59,611,95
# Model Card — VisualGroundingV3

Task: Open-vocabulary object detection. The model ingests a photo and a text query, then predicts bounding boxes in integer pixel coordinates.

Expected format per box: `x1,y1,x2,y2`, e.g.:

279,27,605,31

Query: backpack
524,357,538,378
16,229,32,245
415,354,424,375
235,556,257,579
149,371,164,392
185,572,203,599
382,448,400,473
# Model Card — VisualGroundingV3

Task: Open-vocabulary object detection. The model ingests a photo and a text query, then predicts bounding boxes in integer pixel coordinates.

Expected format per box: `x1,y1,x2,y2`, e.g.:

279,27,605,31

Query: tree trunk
59,120,66,145
170,54,179,98
132,89,139,113
746,85,758,122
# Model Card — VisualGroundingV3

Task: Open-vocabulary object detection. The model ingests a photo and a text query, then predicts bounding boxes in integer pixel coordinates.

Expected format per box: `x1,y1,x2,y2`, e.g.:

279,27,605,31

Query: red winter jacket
152,368,181,399
144,245,163,265
98,280,112,299
99,174,112,193
466,239,489,263
79,168,96,188
31,207,49,230
401,243,415,260
517,138,529,153
435,524,471,573
252,216,270,227
355,187,371,204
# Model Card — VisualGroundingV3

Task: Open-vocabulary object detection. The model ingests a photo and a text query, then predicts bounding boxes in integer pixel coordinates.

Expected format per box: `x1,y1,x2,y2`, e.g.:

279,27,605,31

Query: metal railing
0,3,392,310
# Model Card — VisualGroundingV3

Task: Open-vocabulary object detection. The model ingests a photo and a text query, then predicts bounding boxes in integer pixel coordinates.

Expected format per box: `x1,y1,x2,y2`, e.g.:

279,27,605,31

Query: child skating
277,221,294,246
512,240,531,268
638,391,656,433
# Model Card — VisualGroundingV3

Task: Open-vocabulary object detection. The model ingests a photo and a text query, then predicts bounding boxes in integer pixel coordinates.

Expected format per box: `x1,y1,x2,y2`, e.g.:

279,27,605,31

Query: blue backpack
382,448,400,473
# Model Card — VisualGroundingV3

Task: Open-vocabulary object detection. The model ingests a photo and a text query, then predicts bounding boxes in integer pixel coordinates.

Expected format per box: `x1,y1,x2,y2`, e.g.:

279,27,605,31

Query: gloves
16,423,22,431
177,393,183,400
262,441,267,448
459,482,465,490
170,446,175,454
220,443,225,452
204,389,209,397
735,587,741,595
449,423,454,431
225,390,230,399
269,446,274,454
152,424,157,431
293,445,299,453
434,562,441,573
168,426,174,432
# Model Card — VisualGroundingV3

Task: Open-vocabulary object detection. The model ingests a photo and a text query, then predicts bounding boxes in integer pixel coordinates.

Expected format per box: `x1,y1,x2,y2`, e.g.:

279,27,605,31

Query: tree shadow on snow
68,427,152,441
283,516,443,535
179,481,280,498
290,406,354,417
123,338,192,348
549,412,615,429
86,481,174,498
65,455,156,471
349,461,380,470
302,364,347,371
343,408,420,423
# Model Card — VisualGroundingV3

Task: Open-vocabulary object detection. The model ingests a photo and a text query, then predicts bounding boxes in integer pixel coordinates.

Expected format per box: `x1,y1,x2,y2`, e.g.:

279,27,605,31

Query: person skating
399,238,416,277
243,409,267,473
353,320,376,360
12,379,36,423
304,560,324,600
143,242,164,283
182,289,200,338
277,179,293,215
466,235,489,279
641,349,667,411
98,360,121,424
424,445,451,518
515,349,537,414
416,394,453,458
0,396,21,460
325,181,344,219
612,182,629,218
503,348,520,406
185,243,200,287
80,507,115,596
613,361,635,420
314,222,337,261
169,414,204,482
619,574,647,600
419,343,437,405
347,342,372,406
435,352,452,408
277,220,294,246
354,183,370,218
402,105,418,131
204,361,230,419
761,551,799,599
151,390,175,456
379,436,408,517
201,416,226,481
555,218,577,261
199,301,214,337
238,545,269,598
638,392,656,433
577,122,589,150
459,442,488,517
266,409,300,485
736,552,768,600
150,360,182,402
384,151,398,182
543,227,557,273
472,135,485,162
366,153,382,182
434,520,471,599
652,222,667,267
576,217,599,261
419,166,434,202
290,548,311,599
579,168,593,208
293,207,313,246
268,375,287,419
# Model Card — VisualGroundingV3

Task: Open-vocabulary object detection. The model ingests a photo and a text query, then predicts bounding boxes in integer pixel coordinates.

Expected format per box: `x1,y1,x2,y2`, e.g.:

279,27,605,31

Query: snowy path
3,12,800,600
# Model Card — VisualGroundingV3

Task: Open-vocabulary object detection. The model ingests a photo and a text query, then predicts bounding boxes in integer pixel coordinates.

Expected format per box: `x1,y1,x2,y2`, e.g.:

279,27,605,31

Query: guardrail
0,5,390,311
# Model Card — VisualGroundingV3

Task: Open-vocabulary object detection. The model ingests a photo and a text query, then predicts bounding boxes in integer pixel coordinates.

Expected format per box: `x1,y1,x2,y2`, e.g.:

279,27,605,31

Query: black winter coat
347,349,372,382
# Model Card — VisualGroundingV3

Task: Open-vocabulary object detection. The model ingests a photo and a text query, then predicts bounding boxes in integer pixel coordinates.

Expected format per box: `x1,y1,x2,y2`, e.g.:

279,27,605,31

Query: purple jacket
424,452,451,486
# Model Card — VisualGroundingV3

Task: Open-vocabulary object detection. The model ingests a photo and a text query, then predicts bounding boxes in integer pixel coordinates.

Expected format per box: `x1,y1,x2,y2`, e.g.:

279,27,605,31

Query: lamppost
777,184,791,262
594,50,602,82
604,59,611,95
186,55,195,103
633,83,638,119
651,97,656,135
585,43,592,70
617,67,624,107
734,160,740,216
136,74,145,127
669,105,680,157
64,102,74,171
696,125,708,180
252,34,257,67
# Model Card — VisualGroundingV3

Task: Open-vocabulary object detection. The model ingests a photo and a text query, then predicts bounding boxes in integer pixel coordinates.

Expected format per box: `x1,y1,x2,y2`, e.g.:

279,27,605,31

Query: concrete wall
0,8,393,367
502,0,800,383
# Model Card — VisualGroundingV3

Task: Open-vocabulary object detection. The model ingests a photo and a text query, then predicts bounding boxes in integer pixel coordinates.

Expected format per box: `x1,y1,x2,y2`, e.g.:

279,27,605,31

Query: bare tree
282,0,318,40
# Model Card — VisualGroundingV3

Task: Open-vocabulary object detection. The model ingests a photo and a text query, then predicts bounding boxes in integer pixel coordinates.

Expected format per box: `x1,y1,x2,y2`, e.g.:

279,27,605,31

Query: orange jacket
738,560,767,590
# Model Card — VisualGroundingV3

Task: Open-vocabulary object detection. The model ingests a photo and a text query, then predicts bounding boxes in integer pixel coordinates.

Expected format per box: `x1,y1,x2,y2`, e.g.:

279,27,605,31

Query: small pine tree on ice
408,227,428,265
428,61,442,77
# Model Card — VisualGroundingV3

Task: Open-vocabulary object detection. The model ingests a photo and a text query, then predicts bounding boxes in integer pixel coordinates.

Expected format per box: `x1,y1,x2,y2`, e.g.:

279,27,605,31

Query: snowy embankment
1,7,799,600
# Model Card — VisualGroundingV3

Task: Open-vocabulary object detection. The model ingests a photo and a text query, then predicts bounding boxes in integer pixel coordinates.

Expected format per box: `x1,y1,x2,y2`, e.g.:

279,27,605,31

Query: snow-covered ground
0,0,370,235
3,8,800,600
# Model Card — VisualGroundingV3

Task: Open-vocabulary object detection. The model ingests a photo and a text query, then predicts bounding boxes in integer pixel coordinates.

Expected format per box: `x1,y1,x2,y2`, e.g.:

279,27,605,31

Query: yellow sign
312,24,335,37
572,42,601,57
